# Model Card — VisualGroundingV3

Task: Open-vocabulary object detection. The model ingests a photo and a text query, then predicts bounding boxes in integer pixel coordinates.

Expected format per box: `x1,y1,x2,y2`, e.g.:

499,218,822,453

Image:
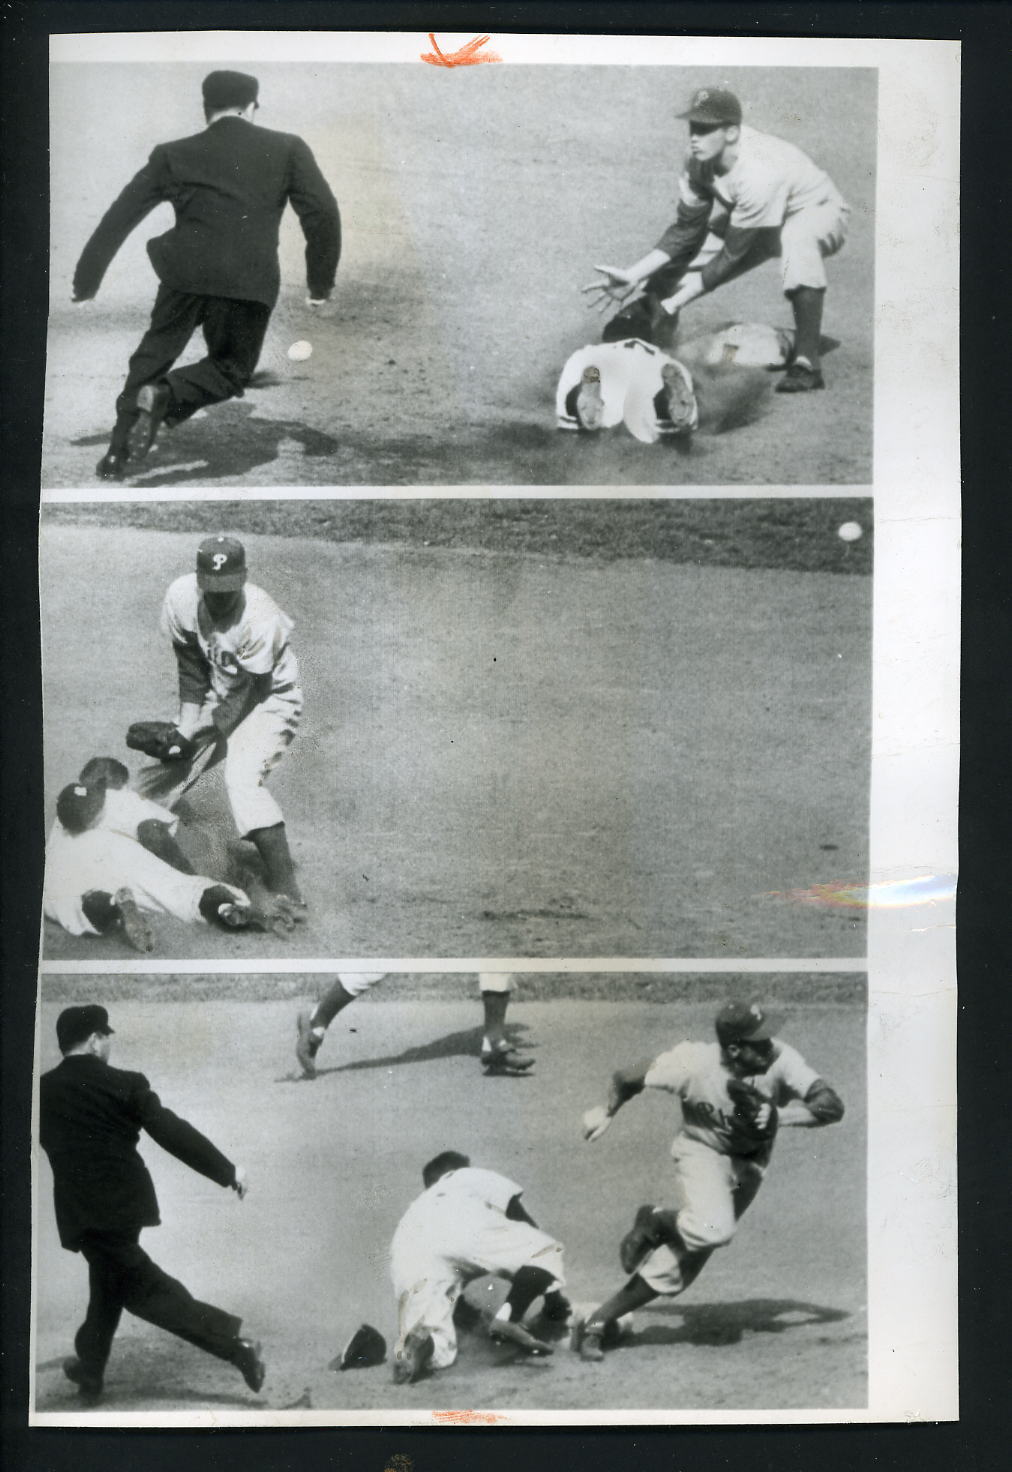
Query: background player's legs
164,298,272,424
295,973,386,1077
479,973,534,1076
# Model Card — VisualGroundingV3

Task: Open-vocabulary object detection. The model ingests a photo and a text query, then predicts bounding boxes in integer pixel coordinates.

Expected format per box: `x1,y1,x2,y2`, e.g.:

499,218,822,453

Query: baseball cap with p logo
678,87,743,127
57,1004,115,1053
196,535,247,591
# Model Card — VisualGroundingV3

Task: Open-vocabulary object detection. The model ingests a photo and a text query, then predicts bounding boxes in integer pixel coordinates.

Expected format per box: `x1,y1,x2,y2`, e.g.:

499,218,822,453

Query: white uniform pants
43,830,244,934
691,198,850,293
221,700,299,836
137,695,300,838
392,1224,565,1370
636,1135,766,1296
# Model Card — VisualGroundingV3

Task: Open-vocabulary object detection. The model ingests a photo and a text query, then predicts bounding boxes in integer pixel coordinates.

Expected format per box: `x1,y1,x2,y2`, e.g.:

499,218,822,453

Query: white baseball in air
837,521,863,542
288,340,313,362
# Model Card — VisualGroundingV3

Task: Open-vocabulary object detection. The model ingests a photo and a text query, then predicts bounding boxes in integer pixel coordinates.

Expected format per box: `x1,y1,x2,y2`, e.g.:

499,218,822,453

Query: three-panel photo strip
32,30,960,1428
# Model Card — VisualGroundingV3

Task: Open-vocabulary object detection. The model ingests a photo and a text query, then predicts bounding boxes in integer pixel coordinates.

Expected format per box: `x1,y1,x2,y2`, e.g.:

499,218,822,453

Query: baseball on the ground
837,521,863,542
288,340,313,362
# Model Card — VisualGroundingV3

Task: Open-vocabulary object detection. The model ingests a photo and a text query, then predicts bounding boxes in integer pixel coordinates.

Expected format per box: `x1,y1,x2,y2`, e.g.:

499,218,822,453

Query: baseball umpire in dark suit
72,70,341,480
38,1004,265,1404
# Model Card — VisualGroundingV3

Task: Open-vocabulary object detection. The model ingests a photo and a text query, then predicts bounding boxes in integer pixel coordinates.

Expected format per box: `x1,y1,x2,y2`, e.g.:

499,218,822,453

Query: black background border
2,3,1006,1470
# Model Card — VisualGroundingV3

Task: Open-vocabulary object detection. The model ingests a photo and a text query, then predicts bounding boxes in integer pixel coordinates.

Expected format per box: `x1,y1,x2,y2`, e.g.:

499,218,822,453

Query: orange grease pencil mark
431,1409,508,1425
421,34,502,67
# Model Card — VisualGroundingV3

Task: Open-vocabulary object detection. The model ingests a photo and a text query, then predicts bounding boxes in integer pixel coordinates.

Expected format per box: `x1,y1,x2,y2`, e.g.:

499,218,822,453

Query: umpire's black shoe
233,1338,266,1394
96,448,130,480
130,381,172,460
775,361,825,393
63,1357,104,1404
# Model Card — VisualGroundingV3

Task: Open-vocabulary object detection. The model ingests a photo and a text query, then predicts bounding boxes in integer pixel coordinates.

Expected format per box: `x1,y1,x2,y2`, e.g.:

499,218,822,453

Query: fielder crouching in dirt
39,1005,266,1405
389,1152,571,1384
583,87,848,393
138,534,306,911
575,1000,844,1363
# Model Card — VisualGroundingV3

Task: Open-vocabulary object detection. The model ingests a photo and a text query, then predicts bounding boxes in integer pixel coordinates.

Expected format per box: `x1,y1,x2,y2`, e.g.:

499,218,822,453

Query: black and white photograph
40,498,872,962
44,44,875,488
23,25,960,1436
32,971,865,1417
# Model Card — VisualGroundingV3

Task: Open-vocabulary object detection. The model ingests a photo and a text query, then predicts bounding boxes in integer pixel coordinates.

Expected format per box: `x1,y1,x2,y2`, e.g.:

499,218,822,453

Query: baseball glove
126,720,197,763
726,1078,779,1144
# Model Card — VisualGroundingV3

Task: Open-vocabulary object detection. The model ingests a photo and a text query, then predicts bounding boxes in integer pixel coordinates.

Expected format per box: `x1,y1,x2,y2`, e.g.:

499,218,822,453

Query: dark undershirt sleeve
654,199,712,278
173,638,211,706
699,225,763,291
803,1079,845,1124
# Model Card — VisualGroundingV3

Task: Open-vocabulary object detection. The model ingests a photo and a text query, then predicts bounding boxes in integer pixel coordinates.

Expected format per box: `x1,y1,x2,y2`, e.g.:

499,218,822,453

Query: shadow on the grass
72,400,340,486
633,1296,851,1348
303,1024,537,1080
35,1356,261,1410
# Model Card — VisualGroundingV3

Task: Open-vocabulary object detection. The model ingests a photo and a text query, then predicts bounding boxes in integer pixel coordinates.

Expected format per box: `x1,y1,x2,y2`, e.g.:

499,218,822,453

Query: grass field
33,979,866,1420
44,63,874,488
41,500,871,960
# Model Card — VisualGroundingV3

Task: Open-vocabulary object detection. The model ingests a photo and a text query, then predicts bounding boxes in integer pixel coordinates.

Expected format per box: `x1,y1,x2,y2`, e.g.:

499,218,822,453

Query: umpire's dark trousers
74,1228,243,1376
110,285,272,448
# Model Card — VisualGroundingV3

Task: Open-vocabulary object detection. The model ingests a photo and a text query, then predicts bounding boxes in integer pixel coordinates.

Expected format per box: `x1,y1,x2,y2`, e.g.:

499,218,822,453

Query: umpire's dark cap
202,70,259,112
715,1000,777,1046
56,781,105,835
57,1004,115,1053
677,87,742,127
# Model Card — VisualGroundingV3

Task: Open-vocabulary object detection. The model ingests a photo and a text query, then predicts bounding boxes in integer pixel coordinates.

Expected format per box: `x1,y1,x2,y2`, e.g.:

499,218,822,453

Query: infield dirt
33,984,866,1417
44,63,874,488
41,500,871,961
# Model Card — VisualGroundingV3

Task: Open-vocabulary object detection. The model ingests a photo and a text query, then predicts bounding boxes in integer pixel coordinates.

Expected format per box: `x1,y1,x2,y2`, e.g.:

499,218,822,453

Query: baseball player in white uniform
140,535,305,908
44,778,254,951
294,972,534,1079
389,1151,570,1384
583,88,849,393
555,337,698,442
575,1000,844,1362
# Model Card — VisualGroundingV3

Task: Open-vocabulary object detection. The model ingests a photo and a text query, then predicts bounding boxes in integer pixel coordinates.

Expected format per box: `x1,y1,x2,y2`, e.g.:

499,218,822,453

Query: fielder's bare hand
232,1165,250,1199
581,265,640,312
